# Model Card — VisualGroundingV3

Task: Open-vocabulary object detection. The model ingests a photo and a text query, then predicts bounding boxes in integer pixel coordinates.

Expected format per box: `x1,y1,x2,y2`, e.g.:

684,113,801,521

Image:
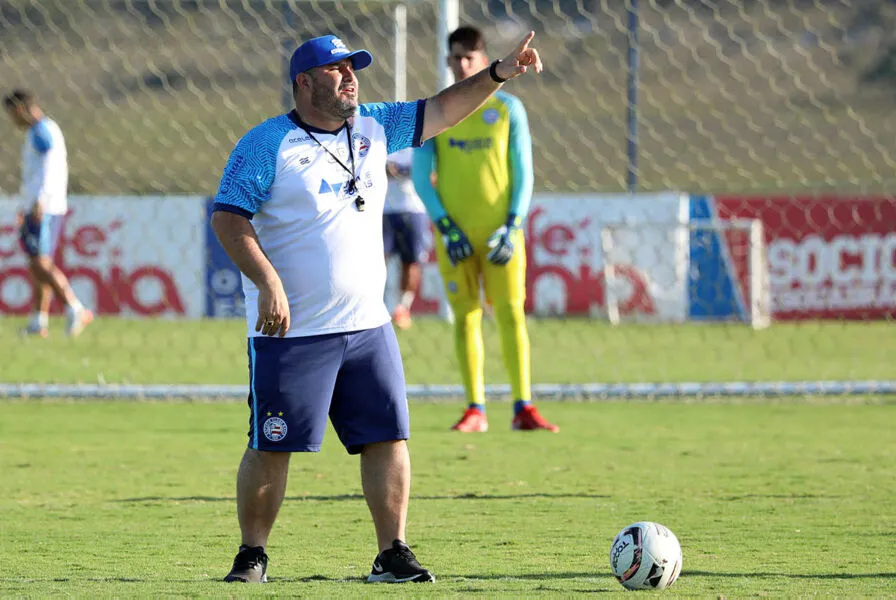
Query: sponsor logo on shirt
448,137,493,153
327,147,350,164
319,179,347,195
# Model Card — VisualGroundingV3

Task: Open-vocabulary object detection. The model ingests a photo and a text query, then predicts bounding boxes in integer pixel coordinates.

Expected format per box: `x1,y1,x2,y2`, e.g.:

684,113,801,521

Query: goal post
601,218,771,329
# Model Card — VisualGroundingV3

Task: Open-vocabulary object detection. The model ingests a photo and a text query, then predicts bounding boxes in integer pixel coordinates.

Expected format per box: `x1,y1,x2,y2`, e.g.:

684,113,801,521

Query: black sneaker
223,545,268,583
367,539,435,583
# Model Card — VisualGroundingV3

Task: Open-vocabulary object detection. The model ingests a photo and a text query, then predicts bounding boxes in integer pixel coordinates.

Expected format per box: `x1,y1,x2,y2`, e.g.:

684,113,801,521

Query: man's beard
311,84,357,121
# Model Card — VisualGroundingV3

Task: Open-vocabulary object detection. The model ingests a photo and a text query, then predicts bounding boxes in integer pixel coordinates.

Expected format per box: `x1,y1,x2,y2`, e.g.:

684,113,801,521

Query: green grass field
0,399,893,597
2,316,894,386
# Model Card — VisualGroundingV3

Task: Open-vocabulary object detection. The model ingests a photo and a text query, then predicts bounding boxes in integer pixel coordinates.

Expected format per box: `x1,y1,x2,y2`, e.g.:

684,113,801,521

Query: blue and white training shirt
20,117,68,215
213,100,425,338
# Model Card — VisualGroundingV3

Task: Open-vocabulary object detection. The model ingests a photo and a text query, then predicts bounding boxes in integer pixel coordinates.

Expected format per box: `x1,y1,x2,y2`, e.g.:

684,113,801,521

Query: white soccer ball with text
609,521,683,591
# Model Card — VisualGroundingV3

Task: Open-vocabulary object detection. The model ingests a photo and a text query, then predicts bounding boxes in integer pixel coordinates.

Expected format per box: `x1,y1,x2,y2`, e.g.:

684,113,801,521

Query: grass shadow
115,492,610,503
685,570,895,580
722,493,845,501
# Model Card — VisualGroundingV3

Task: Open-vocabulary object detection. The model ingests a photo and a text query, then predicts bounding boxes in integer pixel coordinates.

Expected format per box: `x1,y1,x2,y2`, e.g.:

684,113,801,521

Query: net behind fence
0,0,894,397
2,0,896,195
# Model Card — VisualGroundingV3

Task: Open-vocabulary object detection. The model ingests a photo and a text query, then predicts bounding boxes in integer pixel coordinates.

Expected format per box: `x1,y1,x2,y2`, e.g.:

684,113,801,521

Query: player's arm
506,95,534,225
386,149,411,178
486,95,534,265
420,31,543,142
411,141,446,221
411,141,472,265
210,134,289,337
362,34,541,155
210,212,279,298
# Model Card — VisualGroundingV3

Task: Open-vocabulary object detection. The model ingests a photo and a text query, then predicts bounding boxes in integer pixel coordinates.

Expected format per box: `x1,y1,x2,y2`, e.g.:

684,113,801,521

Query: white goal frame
601,218,771,330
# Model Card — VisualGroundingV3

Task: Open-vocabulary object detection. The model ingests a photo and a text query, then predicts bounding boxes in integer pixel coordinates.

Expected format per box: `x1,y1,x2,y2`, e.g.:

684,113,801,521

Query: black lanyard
295,115,365,211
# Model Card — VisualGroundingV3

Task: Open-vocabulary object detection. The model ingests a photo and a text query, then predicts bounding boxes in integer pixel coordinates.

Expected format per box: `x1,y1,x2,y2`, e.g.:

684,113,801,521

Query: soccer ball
609,521,683,591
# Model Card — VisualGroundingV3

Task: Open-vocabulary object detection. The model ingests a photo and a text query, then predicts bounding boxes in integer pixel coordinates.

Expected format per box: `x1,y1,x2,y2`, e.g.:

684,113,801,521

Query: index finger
515,30,535,54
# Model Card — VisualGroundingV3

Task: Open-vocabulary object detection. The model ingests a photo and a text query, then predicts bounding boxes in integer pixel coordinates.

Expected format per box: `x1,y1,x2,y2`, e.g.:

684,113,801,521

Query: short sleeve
213,121,286,218
359,100,425,154
30,121,53,154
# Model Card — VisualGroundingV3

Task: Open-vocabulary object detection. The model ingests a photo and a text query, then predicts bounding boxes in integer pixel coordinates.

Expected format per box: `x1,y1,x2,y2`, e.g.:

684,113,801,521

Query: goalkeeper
412,25,558,433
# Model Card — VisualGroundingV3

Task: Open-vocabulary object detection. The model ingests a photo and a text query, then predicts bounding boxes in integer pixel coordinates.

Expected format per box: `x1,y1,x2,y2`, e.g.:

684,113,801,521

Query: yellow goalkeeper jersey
412,90,533,237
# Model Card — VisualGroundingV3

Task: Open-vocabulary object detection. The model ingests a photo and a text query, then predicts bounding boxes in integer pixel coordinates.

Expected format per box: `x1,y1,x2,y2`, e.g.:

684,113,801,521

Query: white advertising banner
0,196,206,318
386,192,690,321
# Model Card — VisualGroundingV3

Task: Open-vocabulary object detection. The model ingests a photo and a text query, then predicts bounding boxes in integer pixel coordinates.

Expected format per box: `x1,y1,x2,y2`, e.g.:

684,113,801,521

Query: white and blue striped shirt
213,100,425,337
20,117,68,215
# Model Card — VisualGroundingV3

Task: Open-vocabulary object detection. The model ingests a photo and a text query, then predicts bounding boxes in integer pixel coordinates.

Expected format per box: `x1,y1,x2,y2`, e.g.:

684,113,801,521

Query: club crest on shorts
263,416,288,442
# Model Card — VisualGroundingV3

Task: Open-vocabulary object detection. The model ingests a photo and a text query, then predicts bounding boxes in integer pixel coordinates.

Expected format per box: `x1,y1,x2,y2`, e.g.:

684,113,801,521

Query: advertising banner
0,196,206,317
713,195,896,320
382,192,690,320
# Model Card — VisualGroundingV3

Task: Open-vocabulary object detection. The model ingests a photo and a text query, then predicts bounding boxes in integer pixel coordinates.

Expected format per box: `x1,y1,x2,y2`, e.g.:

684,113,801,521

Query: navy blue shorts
246,323,410,455
20,214,64,258
383,212,430,265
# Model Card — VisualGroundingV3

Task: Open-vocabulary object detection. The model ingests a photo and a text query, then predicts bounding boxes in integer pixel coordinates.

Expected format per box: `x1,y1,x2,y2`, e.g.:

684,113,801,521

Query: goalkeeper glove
435,215,473,266
486,213,522,265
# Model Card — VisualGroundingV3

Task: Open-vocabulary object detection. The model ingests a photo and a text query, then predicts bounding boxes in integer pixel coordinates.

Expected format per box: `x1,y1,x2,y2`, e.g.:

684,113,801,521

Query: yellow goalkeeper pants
434,228,531,405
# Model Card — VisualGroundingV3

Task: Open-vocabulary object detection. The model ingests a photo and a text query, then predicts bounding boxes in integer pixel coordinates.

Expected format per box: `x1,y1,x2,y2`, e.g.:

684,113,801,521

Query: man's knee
360,439,406,455
450,299,483,327
492,301,526,327
28,256,53,277
243,447,291,471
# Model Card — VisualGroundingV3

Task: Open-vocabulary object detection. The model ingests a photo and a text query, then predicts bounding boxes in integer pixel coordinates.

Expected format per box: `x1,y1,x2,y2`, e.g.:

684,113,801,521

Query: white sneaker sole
367,572,435,583
66,310,94,338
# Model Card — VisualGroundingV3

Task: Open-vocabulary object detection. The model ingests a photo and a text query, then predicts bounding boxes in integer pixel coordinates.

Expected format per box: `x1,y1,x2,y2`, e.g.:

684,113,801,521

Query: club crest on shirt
263,417,288,442
352,133,371,157
482,108,500,124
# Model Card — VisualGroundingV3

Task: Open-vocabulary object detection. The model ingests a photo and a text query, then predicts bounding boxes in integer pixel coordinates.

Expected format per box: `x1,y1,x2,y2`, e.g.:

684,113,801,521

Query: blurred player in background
412,26,558,433
4,90,93,338
383,147,429,330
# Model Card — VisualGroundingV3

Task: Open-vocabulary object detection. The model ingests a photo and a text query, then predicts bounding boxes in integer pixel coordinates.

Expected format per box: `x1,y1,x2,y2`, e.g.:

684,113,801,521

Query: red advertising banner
714,195,896,320
1,196,206,317
393,193,689,320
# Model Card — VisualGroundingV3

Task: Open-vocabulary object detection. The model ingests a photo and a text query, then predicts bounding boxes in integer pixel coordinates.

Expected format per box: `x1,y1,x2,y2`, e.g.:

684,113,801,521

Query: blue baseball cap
289,35,373,82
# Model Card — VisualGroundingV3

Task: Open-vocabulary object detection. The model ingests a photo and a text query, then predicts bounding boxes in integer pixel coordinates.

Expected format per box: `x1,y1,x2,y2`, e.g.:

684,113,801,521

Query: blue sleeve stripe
412,99,426,148
212,202,254,220
411,139,446,221
31,121,53,154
